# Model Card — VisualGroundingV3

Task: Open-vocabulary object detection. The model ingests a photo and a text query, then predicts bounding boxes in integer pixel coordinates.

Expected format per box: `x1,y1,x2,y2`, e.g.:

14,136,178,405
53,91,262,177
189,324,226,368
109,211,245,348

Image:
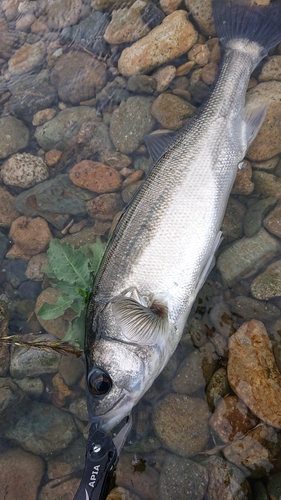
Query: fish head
86,337,165,432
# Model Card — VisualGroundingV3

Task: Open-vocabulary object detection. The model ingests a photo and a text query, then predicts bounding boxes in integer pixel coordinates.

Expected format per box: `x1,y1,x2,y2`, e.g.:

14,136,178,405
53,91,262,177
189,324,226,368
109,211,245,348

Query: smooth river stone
228,320,281,429
118,10,198,77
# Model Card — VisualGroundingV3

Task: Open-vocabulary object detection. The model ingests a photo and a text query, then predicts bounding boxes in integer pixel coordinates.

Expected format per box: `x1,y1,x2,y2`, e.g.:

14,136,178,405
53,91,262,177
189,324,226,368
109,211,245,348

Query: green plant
37,238,106,349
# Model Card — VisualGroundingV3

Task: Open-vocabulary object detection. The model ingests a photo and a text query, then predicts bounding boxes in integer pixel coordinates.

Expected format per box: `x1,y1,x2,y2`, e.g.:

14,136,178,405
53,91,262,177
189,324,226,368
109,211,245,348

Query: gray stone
160,454,208,500
2,259,28,288
221,197,246,242
38,0,82,30
267,472,281,500
69,397,88,421
209,302,236,338
127,75,157,94
15,376,44,396
5,401,78,456
243,196,277,238
0,232,9,259
0,116,29,159
216,228,281,286
47,436,87,479
229,296,280,322
9,80,56,121
14,175,93,230
110,96,155,154
251,259,281,300
0,377,29,433
10,334,61,379
206,456,252,500
59,355,84,386
34,106,98,151
61,11,110,56
206,367,231,413
253,171,281,197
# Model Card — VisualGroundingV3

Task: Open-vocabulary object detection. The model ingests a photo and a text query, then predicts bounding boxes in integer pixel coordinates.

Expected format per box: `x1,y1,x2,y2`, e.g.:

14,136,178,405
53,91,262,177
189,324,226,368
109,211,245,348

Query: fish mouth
88,390,132,432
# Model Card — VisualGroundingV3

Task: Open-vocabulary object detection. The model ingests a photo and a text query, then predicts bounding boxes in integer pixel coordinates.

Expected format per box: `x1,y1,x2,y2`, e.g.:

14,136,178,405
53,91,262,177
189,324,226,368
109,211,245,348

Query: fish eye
88,368,112,396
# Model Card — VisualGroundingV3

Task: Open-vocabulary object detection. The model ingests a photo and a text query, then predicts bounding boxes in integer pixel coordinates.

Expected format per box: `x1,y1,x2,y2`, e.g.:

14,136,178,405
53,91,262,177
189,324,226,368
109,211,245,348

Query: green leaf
37,294,75,320
47,239,91,289
63,313,86,349
71,294,86,314
84,238,107,274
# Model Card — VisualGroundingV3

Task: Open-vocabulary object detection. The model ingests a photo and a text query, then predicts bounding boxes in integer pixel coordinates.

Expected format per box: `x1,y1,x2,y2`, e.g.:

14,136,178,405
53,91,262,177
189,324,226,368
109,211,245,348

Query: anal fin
242,103,267,148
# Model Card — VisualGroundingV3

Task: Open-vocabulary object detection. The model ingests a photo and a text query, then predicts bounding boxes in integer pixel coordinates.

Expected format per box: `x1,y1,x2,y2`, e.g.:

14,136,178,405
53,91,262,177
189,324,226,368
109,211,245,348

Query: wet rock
0,116,29,159
8,41,46,75
243,196,277,238
228,320,281,429
61,11,110,56
10,333,61,378
209,395,258,444
87,193,123,220
118,10,198,77
122,180,143,203
18,280,43,300
106,487,141,500
252,481,268,500
8,216,51,260
59,354,84,386
52,372,75,407
16,12,36,30
205,367,231,413
1,153,49,188
47,436,86,479
188,43,210,66
73,119,114,159
5,400,78,456
206,455,252,500
69,397,88,421
0,186,20,227
229,295,280,322
32,108,57,126
35,287,77,339
160,0,182,15
251,156,279,171
141,2,165,29
15,376,44,396
9,80,56,121
115,453,159,500
209,302,236,338
264,199,281,238
201,61,219,85
267,472,281,500
51,52,107,104
110,96,155,154
38,0,82,29
104,0,150,44
0,232,9,259
2,258,28,288
0,377,29,431
223,424,281,479
25,253,48,281
95,76,127,108
172,342,217,395
221,197,246,242
34,106,98,151
151,93,196,130
251,259,281,300
122,170,144,188
216,228,281,286
253,171,281,197
152,65,177,93
259,55,281,82
38,477,81,500
45,149,62,166
127,75,157,94
70,160,122,193
152,394,210,457
14,174,93,230
246,81,281,161
159,454,208,500
0,18,19,58
231,160,254,195
0,447,44,500
184,0,215,36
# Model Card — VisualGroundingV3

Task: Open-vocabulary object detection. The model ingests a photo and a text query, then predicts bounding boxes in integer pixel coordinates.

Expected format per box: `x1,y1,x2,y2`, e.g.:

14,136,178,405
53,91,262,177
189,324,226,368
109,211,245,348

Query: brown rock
8,216,51,260
184,0,216,36
160,0,182,15
38,0,82,29
8,41,46,75
253,171,281,197
0,186,20,227
45,149,63,166
51,52,106,104
0,18,19,58
228,320,281,429
104,0,150,44
188,43,210,66
122,170,144,188
101,152,132,170
201,62,219,85
264,199,281,238
251,156,279,171
175,60,195,76
69,160,122,193
38,477,81,500
106,487,141,500
32,108,56,126
152,65,177,92
118,10,198,77
86,193,123,220
115,453,159,500
259,55,281,82
122,181,142,203
231,160,254,195
52,373,75,407
206,456,252,500
0,447,44,500
209,395,258,444
151,93,196,130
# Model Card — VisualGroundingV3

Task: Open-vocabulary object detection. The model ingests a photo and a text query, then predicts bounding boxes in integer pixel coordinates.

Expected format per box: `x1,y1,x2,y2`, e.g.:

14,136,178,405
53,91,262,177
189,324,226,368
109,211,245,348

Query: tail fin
212,0,281,54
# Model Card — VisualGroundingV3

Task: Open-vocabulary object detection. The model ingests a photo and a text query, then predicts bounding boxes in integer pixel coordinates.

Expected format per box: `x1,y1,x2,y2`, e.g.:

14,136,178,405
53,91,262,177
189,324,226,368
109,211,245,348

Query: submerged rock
104,0,150,44
206,455,252,500
151,93,196,130
251,259,281,300
184,0,216,36
1,153,49,189
228,320,281,429
229,295,280,322
0,116,29,159
61,11,110,56
159,454,208,500
264,199,281,238
10,334,61,378
0,448,44,500
115,453,159,500
70,160,122,193
243,196,277,238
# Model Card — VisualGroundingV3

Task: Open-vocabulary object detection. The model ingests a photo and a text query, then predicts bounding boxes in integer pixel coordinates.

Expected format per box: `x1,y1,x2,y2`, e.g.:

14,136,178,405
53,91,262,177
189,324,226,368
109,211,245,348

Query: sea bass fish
85,0,281,432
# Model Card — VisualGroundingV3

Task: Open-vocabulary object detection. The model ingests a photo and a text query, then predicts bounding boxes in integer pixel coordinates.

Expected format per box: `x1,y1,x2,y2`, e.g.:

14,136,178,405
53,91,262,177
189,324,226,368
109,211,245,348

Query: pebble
52,372,75,407
122,180,143,203
0,377,29,431
229,295,280,322
253,171,281,197
0,186,20,227
1,153,49,189
35,287,77,339
34,106,98,151
70,160,122,193
228,320,281,429
159,454,208,500
251,155,279,171
0,447,44,500
59,354,84,386
246,81,281,161
32,108,56,126
205,367,231,413
201,61,219,85
127,75,157,94
9,79,57,122
106,487,141,500
264,199,281,238
60,11,110,56
18,280,43,300
104,0,150,44
68,397,88,421
101,152,132,170
0,116,29,159
0,233,9,260
16,12,36,30
8,41,46,75
206,455,251,500
0,19,19,58
243,196,277,238
152,394,210,457
10,333,61,378
172,342,217,395
184,0,216,36
38,477,81,500
39,0,82,29
267,472,281,500
110,96,155,154
209,395,258,444
8,216,51,260
45,149,62,166
15,376,44,396
122,170,144,188
118,10,198,77
115,453,159,500
231,160,254,195
47,436,86,479
151,93,196,130
188,43,210,66
51,52,107,104
152,65,177,93
216,228,281,286
25,253,48,281
259,55,281,82
160,0,182,15
62,226,110,247
2,258,28,288
86,193,123,220
251,259,281,300
221,197,246,242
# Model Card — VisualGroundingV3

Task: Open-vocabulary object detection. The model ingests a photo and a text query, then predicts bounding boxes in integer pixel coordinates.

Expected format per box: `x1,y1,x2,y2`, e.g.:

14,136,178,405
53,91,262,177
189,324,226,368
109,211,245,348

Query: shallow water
1,1,281,499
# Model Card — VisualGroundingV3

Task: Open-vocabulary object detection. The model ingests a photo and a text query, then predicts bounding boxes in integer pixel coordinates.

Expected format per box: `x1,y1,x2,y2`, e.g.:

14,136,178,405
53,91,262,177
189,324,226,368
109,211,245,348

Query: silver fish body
85,2,281,431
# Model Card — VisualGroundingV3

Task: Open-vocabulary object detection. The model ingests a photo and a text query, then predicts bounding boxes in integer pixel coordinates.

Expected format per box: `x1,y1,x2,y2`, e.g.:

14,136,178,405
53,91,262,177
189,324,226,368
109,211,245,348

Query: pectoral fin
144,132,176,163
112,295,170,346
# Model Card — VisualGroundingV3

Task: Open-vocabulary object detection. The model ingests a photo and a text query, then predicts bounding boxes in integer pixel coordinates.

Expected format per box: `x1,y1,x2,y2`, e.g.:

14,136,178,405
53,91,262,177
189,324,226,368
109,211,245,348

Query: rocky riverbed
1,0,281,499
